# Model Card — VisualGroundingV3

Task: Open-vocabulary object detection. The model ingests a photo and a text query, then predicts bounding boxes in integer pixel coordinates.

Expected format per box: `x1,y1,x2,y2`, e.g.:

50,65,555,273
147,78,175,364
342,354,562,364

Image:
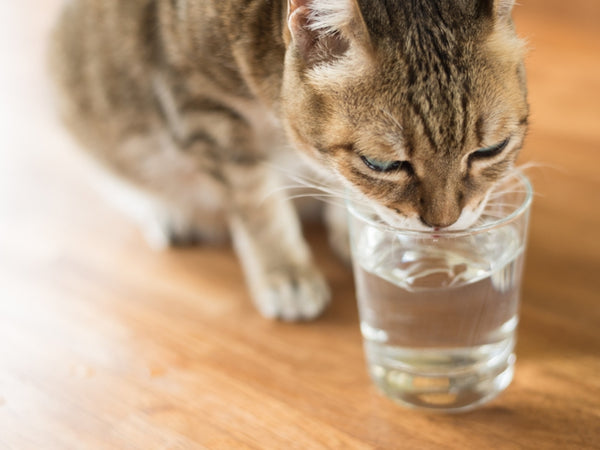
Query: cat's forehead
357,47,522,155
360,0,492,44
341,63,474,157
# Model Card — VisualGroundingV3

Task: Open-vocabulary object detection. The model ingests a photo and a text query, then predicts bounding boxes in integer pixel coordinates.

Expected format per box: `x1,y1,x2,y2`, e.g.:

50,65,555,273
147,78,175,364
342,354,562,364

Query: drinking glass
347,173,532,412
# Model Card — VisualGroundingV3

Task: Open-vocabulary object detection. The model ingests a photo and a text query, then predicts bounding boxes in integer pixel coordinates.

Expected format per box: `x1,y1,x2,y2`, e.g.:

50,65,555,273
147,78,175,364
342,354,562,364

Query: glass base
365,340,516,413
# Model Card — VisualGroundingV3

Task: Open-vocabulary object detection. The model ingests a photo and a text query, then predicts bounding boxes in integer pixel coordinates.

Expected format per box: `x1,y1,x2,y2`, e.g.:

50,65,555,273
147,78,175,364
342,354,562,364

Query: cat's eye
470,138,511,161
360,155,413,174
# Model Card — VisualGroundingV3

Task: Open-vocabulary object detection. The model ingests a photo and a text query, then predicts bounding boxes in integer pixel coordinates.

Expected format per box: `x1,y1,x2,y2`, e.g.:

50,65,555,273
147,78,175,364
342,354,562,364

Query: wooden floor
1,1,599,449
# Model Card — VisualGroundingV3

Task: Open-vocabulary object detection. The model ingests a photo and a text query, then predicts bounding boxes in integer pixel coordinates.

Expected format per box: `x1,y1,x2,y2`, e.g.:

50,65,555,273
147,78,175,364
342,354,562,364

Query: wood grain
1,1,599,449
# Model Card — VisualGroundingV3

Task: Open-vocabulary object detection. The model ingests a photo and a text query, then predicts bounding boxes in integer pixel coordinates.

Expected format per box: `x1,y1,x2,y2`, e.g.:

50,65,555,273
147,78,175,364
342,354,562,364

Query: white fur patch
307,45,370,87
298,1,372,87
306,0,355,34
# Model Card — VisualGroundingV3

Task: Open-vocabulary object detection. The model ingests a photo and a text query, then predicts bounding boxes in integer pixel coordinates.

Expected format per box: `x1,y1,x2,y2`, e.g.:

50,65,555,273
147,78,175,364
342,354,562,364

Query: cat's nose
418,188,463,229
419,212,460,229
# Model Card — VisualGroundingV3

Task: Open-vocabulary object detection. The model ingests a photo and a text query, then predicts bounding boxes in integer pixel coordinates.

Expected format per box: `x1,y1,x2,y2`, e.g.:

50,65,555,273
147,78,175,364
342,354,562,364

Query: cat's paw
252,266,331,321
143,214,227,250
143,222,204,249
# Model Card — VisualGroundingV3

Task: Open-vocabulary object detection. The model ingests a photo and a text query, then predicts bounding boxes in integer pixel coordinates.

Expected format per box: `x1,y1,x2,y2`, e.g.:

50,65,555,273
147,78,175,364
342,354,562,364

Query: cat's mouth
373,196,490,232
343,179,491,233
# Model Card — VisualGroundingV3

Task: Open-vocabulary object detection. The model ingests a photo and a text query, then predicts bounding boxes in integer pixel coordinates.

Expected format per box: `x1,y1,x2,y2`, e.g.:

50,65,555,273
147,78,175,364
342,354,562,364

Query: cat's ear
286,0,371,67
495,0,516,19
479,0,516,21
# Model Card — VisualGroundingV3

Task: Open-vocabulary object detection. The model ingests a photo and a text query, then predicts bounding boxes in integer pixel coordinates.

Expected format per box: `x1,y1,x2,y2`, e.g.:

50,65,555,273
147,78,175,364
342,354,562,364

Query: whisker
480,213,507,220
284,196,347,208
261,174,345,198
380,108,404,134
284,193,345,202
260,164,377,210
488,189,534,198
483,202,516,208
515,160,564,174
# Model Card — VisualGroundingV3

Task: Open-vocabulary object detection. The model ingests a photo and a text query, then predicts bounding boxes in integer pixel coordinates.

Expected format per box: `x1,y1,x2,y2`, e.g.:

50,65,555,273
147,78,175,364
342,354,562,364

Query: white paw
142,214,227,250
142,219,173,251
143,221,203,250
252,266,331,321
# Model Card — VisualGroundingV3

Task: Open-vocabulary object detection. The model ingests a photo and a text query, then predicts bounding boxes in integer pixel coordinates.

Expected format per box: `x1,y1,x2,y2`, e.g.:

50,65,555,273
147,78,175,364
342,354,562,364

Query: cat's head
281,0,528,230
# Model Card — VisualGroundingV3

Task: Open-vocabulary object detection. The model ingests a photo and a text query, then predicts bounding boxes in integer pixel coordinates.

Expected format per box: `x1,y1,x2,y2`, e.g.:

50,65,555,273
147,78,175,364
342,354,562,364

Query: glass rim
346,171,533,238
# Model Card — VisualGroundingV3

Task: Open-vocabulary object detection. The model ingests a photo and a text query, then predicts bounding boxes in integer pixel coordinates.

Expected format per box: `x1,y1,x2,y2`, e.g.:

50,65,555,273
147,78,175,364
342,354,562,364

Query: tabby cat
49,0,528,320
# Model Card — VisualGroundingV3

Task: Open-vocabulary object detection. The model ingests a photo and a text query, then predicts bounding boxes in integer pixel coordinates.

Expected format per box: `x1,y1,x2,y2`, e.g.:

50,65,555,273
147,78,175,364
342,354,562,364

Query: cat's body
49,0,528,320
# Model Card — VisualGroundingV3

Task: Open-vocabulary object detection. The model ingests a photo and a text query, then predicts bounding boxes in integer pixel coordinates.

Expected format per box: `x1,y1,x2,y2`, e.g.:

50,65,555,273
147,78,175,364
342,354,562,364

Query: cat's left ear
285,0,371,67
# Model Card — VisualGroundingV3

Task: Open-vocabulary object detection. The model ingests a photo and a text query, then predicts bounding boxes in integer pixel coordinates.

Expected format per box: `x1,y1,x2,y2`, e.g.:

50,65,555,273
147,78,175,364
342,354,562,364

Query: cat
48,0,528,321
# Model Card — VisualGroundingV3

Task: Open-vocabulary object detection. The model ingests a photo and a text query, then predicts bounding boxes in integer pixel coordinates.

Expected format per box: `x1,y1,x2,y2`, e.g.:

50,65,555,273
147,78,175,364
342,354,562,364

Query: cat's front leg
225,164,330,321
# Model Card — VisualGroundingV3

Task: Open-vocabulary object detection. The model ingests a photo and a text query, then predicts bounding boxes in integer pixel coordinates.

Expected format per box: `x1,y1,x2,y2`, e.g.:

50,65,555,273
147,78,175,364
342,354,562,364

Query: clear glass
347,173,532,412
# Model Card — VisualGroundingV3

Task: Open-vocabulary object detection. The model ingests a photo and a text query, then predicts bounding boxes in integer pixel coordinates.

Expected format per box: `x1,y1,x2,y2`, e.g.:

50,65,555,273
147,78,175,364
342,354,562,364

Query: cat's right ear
478,0,516,22
495,0,516,20
285,0,371,67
